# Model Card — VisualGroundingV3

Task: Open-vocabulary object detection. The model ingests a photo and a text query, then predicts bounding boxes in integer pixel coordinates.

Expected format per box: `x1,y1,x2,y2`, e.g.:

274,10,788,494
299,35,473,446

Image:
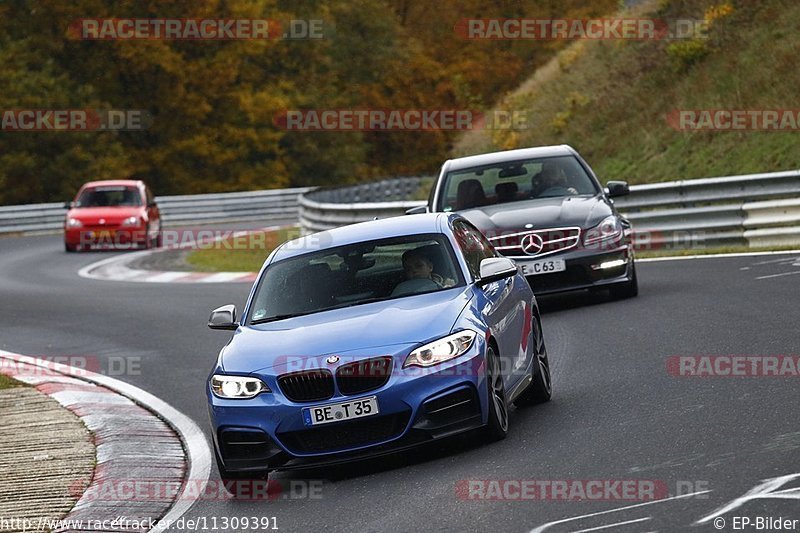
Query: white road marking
570,517,651,533
0,350,211,533
528,490,712,533
51,390,135,405
199,272,245,283
638,250,800,263
695,473,800,525
145,271,190,283
755,271,800,280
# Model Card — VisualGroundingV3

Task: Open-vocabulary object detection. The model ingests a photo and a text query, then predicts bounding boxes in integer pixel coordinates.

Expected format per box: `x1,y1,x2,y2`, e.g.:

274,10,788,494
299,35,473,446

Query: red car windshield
75,186,142,208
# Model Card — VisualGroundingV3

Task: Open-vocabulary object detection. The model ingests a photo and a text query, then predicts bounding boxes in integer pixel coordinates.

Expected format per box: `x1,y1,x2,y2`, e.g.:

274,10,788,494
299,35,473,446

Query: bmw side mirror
208,304,239,330
606,181,630,198
405,205,429,215
477,257,518,286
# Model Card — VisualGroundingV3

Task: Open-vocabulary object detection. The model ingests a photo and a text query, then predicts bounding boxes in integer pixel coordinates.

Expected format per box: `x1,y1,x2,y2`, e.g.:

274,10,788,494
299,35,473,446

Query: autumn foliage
0,0,615,205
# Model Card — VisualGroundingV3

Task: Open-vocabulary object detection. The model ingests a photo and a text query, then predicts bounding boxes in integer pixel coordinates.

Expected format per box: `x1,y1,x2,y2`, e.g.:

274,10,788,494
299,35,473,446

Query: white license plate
521,258,566,276
302,396,379,426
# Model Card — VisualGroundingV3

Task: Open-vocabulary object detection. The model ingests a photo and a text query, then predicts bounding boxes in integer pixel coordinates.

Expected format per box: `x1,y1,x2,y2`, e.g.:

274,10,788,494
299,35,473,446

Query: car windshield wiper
322,296,394,312
251,297,392,325
250,311,316,324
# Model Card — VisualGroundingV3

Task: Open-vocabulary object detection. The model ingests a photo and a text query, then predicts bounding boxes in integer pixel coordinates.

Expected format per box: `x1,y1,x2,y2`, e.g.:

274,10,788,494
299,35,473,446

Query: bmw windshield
439,155,600,212
247,234,465,324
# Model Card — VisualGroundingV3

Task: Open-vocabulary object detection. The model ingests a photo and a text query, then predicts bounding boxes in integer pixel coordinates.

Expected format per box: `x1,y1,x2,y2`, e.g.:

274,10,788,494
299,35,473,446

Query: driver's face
541,167,563,184
404,256,433,279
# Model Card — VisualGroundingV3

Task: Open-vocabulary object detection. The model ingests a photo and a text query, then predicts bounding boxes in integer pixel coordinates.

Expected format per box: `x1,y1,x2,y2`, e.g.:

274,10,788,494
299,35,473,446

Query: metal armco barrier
299,177,430,233
299,170,800,249
3,171,799,250
0,187,312,235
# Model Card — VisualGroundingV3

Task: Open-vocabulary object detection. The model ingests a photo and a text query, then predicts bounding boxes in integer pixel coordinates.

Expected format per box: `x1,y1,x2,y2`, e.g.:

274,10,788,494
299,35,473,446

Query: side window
453,220,497,278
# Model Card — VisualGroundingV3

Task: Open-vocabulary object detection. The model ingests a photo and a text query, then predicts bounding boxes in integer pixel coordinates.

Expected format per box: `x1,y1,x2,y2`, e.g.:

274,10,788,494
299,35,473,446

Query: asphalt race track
1,232,798,532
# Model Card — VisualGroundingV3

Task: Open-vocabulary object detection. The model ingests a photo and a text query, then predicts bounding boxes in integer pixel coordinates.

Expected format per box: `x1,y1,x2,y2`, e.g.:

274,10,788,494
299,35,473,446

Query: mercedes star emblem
520,233,544,256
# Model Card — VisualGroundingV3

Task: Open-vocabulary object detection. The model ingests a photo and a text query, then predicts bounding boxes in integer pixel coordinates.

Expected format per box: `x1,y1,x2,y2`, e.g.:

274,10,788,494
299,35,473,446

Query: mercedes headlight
403,330,477,368
210,375,270,399
584,215,622,245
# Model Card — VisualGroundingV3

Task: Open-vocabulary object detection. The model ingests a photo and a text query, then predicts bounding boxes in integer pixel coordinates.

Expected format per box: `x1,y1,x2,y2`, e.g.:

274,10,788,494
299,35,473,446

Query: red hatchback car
63,180,161,252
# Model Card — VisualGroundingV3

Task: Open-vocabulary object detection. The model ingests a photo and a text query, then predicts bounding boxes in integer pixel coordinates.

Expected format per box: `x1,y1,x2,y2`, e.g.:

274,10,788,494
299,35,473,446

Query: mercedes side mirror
606,181,630,198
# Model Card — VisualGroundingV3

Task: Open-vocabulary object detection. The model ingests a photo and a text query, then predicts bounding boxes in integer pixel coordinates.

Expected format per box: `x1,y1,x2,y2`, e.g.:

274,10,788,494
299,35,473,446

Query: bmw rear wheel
515,315,552,406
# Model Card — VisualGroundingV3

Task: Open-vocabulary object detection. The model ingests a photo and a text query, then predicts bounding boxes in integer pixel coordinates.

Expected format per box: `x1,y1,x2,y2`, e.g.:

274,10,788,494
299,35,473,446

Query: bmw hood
221,287,474,374
458,194,612,233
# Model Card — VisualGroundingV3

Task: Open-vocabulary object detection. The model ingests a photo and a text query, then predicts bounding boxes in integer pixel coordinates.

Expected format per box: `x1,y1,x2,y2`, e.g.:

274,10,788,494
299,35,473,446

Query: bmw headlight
66,218,83,228
121,216,141,227
584,215,622,245
403,330,477,368
210,375,270,399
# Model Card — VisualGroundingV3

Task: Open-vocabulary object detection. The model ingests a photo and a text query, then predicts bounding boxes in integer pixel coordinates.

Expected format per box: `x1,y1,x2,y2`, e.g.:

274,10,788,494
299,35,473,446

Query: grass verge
185,226,303,273
455,0,800,184
0,374,24,390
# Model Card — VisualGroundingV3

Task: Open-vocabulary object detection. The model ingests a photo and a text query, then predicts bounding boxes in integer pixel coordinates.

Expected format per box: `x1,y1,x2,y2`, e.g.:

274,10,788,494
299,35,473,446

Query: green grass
0,374,23,390
454,0,800,184
185,226,303,273
637,244,800,259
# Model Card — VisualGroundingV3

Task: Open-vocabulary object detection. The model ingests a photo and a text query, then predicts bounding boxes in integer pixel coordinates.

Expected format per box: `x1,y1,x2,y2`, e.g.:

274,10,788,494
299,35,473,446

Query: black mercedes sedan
411,145,637,297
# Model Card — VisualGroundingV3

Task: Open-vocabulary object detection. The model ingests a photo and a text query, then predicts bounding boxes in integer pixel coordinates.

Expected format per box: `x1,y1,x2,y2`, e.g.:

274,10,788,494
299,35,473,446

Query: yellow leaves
705,3,734,24
558,41,587,72
550,91,590,134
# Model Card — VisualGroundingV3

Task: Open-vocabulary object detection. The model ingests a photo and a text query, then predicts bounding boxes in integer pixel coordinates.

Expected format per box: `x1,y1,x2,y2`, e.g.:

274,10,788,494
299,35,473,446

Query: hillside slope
454,0,800,184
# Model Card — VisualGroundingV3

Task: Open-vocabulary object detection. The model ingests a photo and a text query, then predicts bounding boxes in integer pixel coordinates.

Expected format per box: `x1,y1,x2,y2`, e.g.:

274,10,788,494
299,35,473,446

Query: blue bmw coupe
207,213,551,489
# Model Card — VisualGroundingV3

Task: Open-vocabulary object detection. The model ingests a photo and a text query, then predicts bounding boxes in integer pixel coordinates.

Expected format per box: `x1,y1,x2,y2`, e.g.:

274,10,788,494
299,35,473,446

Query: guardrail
0,187,312,235
4,171,799,250
298,170,800,249
299,177,430,233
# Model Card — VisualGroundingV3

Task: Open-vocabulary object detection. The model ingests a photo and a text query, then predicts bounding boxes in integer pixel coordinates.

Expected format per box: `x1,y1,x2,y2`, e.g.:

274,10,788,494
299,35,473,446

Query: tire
484,345,509,442
609,262,638,299
155,230,163,248
65,242,78,253
143,225,153,250
215,450,271,499
515,315,552,406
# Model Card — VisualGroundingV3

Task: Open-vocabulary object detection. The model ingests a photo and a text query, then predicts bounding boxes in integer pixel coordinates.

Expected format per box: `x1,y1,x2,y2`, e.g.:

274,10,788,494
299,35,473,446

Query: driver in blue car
532,161,578,197
392,247,455,296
